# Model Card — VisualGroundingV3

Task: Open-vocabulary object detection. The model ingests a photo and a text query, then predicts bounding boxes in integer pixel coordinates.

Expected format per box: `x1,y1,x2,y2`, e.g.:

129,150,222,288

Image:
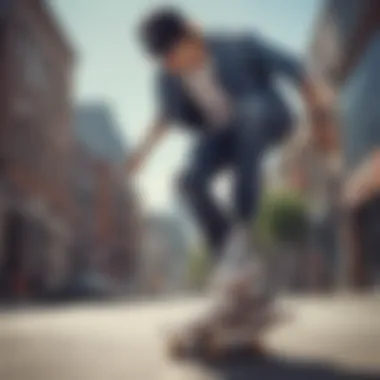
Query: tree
186,244,211,290
255,191,309,292
256,191,308,246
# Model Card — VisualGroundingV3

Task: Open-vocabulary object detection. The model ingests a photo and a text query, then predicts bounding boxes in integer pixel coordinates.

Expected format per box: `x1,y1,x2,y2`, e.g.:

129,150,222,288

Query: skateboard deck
167,304,277,361
167,325,267,361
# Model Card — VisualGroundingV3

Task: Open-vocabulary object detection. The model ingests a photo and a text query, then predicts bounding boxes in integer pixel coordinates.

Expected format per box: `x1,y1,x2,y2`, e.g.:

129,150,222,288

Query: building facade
140,214,189,295
73,103,140,292
309,0,377,88
0,0,74,299
309,0,380,288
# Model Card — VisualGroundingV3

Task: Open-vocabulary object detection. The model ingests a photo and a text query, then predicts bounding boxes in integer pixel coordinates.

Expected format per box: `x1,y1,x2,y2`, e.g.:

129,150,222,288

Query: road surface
0,295,379,380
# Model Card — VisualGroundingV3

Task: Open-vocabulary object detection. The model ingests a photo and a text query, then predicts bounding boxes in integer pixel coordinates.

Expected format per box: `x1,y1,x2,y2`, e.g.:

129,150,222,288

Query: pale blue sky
52,0,322,212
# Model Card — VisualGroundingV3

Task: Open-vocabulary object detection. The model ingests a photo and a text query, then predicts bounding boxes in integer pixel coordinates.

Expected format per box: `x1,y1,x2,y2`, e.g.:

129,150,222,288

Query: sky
51,0,322,213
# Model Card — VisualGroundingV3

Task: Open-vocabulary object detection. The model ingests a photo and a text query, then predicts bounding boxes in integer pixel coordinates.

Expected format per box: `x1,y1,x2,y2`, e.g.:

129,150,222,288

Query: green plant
256,191,308,246
186,244,211,290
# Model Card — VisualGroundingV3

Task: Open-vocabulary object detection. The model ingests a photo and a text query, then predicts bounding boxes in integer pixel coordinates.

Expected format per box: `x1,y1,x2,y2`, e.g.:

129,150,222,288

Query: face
162,35,206,74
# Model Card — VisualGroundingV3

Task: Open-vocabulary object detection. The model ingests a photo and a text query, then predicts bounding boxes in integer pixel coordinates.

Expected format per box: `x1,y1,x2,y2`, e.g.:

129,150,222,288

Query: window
12,18,60,118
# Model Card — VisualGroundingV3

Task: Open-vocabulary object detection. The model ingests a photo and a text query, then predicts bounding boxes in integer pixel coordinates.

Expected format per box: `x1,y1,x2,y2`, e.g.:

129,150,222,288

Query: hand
344,150,380,208
124,118,168,177
309,106,338,152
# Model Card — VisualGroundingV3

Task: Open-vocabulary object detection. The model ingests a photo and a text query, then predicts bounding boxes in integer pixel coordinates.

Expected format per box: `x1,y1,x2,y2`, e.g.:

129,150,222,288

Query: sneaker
210,226,256,297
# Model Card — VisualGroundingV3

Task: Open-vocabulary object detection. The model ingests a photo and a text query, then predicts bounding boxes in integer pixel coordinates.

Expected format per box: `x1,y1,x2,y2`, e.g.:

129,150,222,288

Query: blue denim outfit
157,34,306,253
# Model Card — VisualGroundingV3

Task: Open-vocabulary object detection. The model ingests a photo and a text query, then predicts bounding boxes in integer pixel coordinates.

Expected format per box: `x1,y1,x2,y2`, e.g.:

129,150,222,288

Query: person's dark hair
139,7,190,57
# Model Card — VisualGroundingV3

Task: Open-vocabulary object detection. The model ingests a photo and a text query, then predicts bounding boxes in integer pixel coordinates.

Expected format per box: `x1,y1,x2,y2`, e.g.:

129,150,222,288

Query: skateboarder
127,7,331,294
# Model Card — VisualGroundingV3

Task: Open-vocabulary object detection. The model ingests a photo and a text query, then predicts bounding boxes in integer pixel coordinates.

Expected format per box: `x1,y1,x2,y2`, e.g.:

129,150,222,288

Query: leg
211,98,292,301
178,130,233,260
234,97,292,224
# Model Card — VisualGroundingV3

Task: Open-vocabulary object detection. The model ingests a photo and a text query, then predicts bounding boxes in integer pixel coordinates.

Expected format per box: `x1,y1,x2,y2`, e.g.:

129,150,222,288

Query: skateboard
167,253,278,361
168,324,267,361
167,300,276,361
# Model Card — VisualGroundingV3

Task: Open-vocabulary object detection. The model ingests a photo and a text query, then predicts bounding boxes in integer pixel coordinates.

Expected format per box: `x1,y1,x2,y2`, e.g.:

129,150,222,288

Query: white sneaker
210,226,255,297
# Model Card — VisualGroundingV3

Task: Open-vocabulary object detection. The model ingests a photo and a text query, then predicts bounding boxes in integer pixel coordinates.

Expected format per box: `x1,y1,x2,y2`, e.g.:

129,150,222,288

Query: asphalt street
0,294,379,380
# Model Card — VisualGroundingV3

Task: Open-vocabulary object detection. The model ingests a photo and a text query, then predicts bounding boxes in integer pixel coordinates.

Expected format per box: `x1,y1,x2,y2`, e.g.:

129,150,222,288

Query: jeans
178,95,292,258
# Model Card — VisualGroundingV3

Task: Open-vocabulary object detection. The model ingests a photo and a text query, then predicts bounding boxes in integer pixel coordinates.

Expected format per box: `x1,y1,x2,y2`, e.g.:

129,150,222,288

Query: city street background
2,1,380,379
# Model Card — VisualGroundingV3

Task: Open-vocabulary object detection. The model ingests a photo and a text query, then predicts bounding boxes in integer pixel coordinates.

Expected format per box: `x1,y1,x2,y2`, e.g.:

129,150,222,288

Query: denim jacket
156,33,305,132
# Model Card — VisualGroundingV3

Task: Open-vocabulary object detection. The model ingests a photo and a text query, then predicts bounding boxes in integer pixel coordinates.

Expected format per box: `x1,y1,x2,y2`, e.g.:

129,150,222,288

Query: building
309,0,380,288
0,0,74,299
308,0,378,88
73,103,140,292
262,149,289,193
140,213,189,295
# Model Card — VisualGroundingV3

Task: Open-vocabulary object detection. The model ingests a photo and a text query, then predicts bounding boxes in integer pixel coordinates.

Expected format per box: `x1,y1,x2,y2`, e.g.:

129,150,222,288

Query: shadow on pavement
200,353,380,380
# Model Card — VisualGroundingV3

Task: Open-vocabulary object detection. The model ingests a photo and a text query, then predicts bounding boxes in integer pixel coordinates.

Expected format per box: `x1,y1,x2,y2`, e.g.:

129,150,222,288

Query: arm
245,34,333,111
248,35,336,149
125,117,169,175
301,74,335,120
244,33,306,87
300,73,340,154
286,136,311,193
